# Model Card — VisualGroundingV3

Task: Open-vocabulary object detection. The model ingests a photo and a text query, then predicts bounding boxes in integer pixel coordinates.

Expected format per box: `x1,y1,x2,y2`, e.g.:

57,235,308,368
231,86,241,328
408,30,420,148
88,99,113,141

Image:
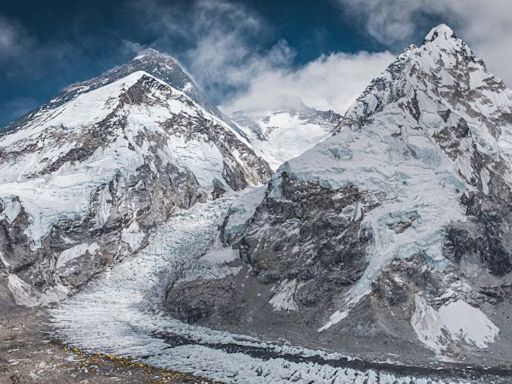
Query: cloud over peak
334,0,512,85
127,0,394,115
222,50,394,115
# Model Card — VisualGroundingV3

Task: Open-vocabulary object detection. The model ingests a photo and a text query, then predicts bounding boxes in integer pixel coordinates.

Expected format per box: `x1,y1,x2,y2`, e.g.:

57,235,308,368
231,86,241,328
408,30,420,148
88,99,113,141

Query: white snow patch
56,243,99,269
411,295,499,353
269,279,304,312
121,221,145,251
94,186,112,227
163,135,225,189
480,168,491,195
411,294,448,354
0,196,21,223
199,247,239,264
223,186,266,241
438,299,499,349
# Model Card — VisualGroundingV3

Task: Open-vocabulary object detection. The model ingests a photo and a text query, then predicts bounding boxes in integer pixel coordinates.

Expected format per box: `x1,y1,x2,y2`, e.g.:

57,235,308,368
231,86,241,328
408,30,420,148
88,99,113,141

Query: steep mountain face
230,96,341,169
165,25,512,366
0,52,272,306
6,49,217,132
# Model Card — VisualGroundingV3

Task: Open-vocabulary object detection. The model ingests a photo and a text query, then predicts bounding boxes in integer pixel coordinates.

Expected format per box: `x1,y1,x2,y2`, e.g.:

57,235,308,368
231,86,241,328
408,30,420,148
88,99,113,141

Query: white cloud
127,0,293,102
0,13,72,79
334,0,512,85
0,15,30,59
222,51,394,114
128,0,394,114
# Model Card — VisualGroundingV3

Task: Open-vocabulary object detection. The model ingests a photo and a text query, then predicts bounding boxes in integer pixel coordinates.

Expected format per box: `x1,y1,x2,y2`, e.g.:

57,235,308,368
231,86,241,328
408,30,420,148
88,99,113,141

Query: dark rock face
442,141,512,276
165,172,381,340
0,202,34,274
166,278,237,324
432,118,469,160
236,173,377,291
372,256,445,307
447,192,512,276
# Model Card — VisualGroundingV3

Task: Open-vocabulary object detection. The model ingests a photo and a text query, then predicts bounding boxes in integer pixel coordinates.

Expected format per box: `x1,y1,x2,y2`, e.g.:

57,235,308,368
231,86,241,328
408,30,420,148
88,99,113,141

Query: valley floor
0,306,212,383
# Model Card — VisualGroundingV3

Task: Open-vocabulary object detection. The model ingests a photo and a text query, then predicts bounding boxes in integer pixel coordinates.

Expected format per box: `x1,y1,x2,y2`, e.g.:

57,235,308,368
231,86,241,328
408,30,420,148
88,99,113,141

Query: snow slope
44,25,512,381
287,23,512,332
231,97,340,169
0,51,271,302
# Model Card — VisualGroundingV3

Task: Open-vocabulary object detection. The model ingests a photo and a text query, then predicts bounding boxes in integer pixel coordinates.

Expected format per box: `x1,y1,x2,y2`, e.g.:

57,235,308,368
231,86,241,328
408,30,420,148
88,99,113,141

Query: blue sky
0,0,510,127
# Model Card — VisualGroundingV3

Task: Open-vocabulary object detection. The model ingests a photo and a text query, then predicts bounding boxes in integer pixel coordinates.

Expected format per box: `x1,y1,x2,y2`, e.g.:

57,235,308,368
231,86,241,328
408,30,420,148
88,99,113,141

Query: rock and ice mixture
4,24,512,384
164,24,512,368
0,50,271,304
53,196,495,384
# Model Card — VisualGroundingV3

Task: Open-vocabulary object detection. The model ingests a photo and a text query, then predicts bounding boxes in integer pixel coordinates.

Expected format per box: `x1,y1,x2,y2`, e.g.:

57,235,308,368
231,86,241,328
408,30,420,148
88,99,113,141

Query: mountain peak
0,40,272,301
424,23,456,43
52,48,212,121
132,48,176,63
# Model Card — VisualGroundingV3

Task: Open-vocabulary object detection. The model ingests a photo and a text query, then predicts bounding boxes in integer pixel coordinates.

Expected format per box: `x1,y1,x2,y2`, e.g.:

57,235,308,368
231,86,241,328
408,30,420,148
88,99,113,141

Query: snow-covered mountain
165,25,512,367
0,50,272,305
230,96,341,169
